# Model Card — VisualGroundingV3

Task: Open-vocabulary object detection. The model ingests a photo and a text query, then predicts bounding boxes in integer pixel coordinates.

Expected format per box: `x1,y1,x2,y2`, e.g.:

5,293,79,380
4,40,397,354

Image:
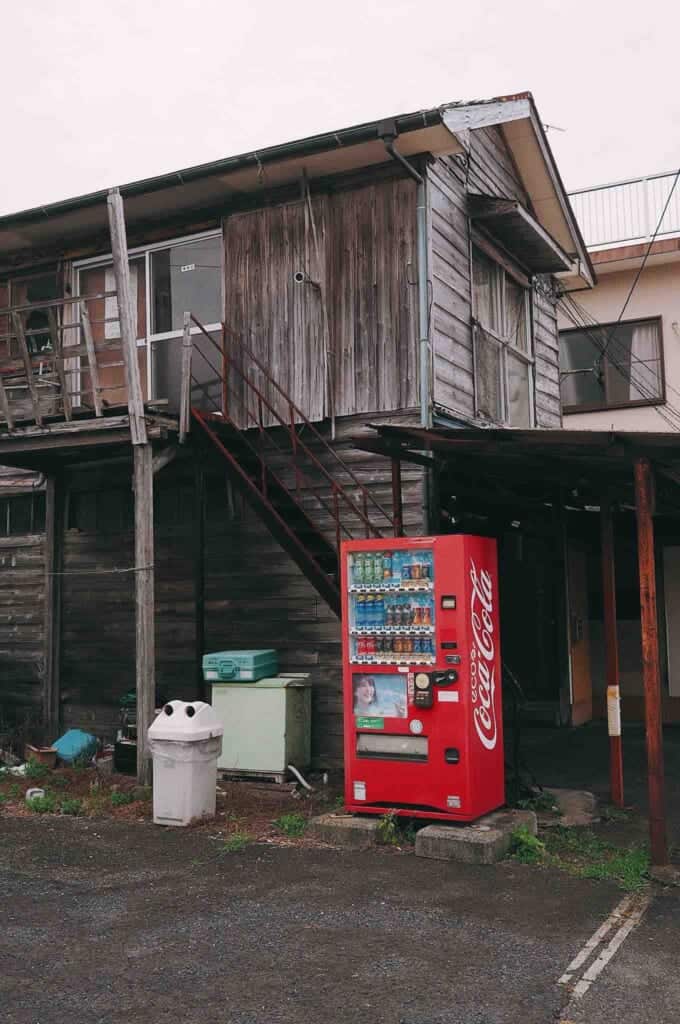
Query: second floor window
559,317,664,412
472,248,533,427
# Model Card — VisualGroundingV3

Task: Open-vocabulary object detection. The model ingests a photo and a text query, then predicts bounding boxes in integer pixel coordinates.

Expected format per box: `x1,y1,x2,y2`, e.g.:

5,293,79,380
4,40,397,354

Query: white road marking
558,891,652,999
558,894,635,985
571,893,652,999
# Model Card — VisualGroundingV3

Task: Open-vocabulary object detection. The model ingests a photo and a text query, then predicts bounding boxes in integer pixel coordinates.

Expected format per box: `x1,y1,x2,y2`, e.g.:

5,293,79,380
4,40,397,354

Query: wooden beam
0,371,14,431
107,188,147,445
79,301,103,416
12,312,43,426
43,476,64,736
633,456,668,866
391,457,404,537
152,444,178,475
179,311,193,444
47,308,72,421
600,496,624,807
133,444,155,785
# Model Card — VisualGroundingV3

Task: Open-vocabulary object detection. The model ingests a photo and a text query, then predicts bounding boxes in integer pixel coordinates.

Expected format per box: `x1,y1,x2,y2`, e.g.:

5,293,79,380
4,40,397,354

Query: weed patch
60,798,84,816
510,825,546,864
510,823,650,891
110,791,134,807
376,810,400,845
221,832,251,853
516,792,562,815
273,813,307,838
27,793,57,814
24,759,50,782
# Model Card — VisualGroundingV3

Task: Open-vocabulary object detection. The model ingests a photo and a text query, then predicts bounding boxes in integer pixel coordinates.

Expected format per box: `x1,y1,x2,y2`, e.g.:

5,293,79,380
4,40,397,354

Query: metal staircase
184,316,397,616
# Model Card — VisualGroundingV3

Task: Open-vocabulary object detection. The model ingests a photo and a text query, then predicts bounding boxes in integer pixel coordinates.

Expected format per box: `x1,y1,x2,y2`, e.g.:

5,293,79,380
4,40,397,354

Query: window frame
72,228,224,401
559,315,666,415
471,243,535,427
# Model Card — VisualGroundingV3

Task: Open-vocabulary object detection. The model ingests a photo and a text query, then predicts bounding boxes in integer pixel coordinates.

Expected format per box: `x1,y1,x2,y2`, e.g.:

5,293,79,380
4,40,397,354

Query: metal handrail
188,315,393,541
188,352,357,545
205,317,394,530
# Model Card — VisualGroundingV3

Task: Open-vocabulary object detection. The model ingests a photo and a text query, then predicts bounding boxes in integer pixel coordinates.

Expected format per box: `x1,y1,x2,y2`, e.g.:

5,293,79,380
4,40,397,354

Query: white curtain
629,322,660,400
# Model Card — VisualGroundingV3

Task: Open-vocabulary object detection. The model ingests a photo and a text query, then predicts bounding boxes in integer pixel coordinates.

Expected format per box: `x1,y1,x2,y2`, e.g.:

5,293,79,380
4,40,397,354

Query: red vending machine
341,535,504,821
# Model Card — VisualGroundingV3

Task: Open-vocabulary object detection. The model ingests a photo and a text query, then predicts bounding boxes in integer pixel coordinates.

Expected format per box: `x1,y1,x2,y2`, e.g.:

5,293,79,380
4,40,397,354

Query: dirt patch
0,766,354,849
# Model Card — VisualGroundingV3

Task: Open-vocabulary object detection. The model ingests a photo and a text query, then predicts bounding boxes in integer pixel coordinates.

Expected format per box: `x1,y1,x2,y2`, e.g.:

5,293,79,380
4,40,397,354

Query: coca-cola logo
469,559,497,751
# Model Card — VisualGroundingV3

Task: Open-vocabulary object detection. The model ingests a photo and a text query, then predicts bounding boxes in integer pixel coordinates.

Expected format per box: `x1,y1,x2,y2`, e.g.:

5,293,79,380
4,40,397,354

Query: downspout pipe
379,122,431,428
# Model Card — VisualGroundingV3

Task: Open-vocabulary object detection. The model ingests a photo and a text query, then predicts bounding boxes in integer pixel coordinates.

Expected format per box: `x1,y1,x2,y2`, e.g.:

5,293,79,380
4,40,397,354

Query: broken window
559,318,663,412
472,249,533,426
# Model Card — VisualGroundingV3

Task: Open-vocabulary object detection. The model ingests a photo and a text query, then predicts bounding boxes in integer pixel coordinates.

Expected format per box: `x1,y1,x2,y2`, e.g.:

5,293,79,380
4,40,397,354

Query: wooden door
567,543,593,725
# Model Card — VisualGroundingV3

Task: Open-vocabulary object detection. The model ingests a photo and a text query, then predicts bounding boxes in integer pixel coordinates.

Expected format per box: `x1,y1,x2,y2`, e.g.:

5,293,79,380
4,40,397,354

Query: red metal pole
600,496,624,807
633,457,668,866
391,458,404,537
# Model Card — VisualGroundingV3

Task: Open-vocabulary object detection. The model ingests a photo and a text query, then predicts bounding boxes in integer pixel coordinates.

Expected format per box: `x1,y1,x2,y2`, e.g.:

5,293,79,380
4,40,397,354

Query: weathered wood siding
223,176,419,424
427,127,561,427
532,277,562,427
0,534,45,726
60,467,197,736
54,422,422,767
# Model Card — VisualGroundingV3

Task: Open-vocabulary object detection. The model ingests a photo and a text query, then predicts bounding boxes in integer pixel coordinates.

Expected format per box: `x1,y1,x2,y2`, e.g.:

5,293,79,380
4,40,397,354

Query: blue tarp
53,729,97,764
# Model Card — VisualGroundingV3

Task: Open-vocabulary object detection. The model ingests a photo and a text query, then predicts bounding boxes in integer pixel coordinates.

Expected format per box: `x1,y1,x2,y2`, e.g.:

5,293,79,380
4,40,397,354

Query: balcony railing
569,170,680,250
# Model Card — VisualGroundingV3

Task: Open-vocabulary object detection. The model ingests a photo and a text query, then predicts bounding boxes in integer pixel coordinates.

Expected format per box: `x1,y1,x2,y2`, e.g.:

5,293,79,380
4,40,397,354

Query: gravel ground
4,814,673,1024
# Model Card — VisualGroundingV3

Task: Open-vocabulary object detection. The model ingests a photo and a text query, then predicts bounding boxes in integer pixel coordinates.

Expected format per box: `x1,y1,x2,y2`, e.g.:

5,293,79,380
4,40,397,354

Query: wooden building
0,93,592,779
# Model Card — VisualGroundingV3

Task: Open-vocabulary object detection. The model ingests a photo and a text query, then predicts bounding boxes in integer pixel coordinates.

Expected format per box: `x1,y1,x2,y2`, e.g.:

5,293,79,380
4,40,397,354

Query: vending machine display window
348,547,436,666
352,673,407,719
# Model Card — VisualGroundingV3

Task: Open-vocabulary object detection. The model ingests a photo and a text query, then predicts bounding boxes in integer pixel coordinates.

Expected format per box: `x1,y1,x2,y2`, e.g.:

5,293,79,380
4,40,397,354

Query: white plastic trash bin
148,700,224,827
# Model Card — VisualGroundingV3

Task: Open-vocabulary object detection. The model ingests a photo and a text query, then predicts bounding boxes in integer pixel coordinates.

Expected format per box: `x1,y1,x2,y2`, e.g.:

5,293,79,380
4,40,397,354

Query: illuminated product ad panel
340,535,504,823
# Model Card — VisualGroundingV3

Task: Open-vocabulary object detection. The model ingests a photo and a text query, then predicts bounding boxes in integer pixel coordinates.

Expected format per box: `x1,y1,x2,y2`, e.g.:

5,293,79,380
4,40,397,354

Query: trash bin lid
147,700,224,741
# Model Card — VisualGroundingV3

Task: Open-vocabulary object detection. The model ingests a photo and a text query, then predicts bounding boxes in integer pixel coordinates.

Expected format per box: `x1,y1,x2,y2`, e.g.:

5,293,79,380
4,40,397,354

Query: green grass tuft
60,797,84,816
221,832,251,853
27,793,57,814
510,825,546,864
273,812,307,837
24,759,50,781
110,791,135,807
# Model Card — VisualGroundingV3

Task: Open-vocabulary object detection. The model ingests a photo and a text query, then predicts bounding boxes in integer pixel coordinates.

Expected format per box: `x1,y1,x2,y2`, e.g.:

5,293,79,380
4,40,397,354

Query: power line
599,168,680,363
558,294,680,432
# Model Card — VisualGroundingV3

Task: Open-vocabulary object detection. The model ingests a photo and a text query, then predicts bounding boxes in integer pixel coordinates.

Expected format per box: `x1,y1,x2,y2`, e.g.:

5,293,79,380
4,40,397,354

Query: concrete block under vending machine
415,810,537,865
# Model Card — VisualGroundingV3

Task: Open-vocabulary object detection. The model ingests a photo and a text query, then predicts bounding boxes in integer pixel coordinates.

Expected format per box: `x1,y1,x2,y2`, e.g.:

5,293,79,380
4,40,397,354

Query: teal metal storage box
202,649,278,683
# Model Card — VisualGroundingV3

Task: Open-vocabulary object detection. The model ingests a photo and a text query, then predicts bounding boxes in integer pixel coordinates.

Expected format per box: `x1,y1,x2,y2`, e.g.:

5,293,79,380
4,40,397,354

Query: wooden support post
133,445,155,785
633,456,668,866
107,188,147,445
600,496,624,807
194,461,206,702
0,370,13,430
44,476,64,736
12,312,43,426
391,457,404,537
79,302,103,416
179,311,193,443
47,309,72,421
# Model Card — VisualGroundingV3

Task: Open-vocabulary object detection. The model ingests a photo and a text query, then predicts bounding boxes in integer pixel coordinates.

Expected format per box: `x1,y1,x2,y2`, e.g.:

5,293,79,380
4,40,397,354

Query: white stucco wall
557,258,680,432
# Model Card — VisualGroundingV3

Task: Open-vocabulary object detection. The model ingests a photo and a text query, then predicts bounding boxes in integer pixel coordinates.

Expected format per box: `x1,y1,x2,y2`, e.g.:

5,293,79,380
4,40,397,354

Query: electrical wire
558,294,680,432
598,168,680,363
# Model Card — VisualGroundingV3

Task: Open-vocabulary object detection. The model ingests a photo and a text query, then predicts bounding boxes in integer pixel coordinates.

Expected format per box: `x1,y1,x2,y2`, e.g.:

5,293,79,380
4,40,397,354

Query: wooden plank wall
0,533,45,728
53,435,419,768
223,176,419,424
427,126,562,428
59,465,197,737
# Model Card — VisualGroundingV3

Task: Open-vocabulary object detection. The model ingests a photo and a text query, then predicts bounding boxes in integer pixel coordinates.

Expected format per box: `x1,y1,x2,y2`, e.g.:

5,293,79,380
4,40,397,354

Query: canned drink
402,563,412,581
422,605,432,626
413,605,422,626
365,636,376,656
412,563,421,580
383,551,393,580
353,554,364,585
414,638,423,655
357,637,366,657
421,562,430,580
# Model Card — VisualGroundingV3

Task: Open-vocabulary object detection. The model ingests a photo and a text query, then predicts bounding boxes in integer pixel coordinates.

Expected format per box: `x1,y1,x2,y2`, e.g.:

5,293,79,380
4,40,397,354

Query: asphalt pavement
1,815,678,1023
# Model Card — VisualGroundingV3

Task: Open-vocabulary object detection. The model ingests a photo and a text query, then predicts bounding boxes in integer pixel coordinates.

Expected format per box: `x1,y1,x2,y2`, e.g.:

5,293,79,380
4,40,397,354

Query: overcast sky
2,0,678,216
